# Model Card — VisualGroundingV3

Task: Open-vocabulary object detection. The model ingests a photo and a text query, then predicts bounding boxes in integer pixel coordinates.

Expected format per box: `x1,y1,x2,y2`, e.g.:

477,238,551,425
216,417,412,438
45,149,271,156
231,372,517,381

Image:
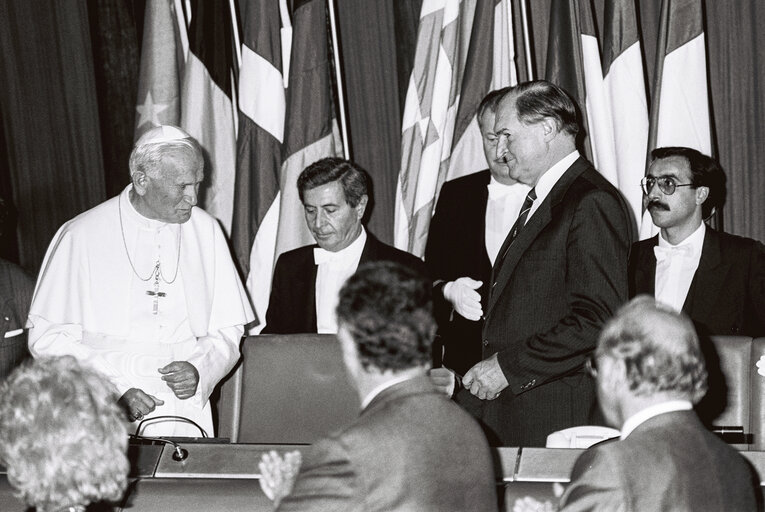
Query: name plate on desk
513,448,583,483
155,443,308,479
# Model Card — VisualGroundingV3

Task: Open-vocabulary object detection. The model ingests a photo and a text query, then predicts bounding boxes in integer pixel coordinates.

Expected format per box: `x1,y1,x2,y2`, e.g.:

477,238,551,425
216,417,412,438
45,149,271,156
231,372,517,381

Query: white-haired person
0,355,129,512
28,125,254,436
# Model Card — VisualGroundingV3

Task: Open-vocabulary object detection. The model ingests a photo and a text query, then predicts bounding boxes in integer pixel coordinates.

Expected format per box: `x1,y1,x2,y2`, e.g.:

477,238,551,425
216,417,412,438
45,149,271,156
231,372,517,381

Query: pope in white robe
28,126,255,437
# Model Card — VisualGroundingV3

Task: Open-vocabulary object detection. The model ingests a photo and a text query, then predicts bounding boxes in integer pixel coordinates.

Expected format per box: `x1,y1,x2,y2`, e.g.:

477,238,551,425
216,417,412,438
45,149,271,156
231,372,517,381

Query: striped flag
180,0,237,234
446,0,519,183
395,0,478,257
602,0,650,227
231,0,285,325
640,0,712,238
546,0,618,188
134,0,187,139
244,0,343,328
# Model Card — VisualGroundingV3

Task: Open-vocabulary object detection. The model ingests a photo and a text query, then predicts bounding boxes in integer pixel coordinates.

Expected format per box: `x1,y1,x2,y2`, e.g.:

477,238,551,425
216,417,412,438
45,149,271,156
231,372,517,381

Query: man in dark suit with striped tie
461,80,635,447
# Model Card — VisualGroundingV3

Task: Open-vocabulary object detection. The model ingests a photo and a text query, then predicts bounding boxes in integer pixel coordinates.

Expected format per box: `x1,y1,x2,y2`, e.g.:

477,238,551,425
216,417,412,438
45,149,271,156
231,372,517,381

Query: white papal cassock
28,186,255,437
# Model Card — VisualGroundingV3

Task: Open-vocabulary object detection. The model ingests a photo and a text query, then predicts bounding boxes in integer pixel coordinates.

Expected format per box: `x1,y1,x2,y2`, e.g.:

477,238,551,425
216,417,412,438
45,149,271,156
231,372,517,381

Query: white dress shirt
314,228,367,334
526,150,581,221
620,400,693,439
654,222,706,312
485,178,531,265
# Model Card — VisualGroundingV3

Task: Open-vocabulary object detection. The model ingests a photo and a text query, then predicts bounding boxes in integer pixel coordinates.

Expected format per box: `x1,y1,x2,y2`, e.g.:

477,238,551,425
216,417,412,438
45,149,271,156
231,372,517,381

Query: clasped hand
462,353,509,400
159,361,199,400
259,450,303,507
443,277,483,321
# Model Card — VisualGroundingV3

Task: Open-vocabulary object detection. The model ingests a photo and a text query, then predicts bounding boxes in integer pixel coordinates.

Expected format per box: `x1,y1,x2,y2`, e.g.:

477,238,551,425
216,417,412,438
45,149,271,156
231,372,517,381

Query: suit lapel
359,232,377,263
487,158,588,313
305,247,319,332
682,228,727,318
634,237,659,296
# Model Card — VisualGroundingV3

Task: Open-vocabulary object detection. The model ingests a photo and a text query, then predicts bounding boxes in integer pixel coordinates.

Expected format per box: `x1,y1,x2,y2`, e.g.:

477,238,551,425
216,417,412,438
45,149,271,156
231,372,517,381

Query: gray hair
0,356,129,510
597,296,708,403
128,125,203,179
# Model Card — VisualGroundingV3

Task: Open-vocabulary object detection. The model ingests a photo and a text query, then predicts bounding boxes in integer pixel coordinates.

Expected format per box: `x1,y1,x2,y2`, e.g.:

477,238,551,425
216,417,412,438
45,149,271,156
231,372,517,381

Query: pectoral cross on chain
145,262,166,315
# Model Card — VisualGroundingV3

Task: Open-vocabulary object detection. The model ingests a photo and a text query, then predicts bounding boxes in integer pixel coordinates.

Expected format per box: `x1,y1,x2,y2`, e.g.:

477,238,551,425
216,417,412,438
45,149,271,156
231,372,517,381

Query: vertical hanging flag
446,0,519,183
232,0,286,330
180,0,237,234
545,0,618,186
134,0,185,139
641,0,712,238
602,0,650,227
395,0,477,257
273,0,343,260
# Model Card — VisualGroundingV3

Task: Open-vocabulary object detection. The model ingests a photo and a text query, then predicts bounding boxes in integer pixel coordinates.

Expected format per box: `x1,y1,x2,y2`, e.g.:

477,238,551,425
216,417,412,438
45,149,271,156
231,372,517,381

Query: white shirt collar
487,177,530,200
620,400,693,439
313,227,367,265
658,221,706,256
361,373,419,410
527,151,580,219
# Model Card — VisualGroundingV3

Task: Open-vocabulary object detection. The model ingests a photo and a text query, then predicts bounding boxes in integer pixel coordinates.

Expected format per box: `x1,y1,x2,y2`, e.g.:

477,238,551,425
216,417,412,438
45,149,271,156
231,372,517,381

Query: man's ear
131,171,149,196
541,117,558,142
355,194,369,219
696,186,709,206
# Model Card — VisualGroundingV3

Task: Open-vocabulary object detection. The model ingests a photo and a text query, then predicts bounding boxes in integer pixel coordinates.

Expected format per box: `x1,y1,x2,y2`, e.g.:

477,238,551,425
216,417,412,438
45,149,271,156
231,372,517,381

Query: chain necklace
118,193,182,284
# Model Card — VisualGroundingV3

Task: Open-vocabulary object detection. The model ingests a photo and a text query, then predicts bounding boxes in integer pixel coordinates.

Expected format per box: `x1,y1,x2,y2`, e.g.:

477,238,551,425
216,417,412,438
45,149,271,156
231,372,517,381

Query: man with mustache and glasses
262,158,424,335
629,146,765,337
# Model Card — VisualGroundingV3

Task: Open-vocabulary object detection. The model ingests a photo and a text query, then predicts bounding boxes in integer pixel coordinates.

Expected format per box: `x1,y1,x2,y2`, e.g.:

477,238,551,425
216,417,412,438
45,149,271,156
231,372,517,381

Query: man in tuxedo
558,296,760,511
425,87,530,379
262,158,424,334
629,146,765,337
461,80,634,446
258,262,498,511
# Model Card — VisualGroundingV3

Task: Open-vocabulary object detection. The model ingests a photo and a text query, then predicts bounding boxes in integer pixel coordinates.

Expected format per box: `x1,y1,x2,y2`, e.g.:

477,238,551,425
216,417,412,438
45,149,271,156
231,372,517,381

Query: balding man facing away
259,262,497,512
558,296,760,511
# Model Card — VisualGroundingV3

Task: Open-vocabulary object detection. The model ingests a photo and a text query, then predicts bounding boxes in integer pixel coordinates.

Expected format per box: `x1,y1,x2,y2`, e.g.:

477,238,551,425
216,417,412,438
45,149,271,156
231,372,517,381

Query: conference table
3,440,765,511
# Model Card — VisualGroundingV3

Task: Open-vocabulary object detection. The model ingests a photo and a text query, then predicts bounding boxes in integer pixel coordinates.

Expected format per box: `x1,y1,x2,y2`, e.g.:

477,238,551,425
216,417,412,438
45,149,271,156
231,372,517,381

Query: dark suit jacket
629,228,765,337
559,410,760,511
424,170,492,375
479,157,633,447
262,233,425,334
0,258,35,380
277,376,498,512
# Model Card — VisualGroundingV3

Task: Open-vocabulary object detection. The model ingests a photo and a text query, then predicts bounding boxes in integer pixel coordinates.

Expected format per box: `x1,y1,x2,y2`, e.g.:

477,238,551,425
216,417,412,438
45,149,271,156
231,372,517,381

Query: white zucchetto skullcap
134,125,192,149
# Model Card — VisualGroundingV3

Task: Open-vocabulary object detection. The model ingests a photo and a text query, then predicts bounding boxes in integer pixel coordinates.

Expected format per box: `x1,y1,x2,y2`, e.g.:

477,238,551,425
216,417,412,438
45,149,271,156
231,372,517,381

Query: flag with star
134,0,186,139
395,0,478,257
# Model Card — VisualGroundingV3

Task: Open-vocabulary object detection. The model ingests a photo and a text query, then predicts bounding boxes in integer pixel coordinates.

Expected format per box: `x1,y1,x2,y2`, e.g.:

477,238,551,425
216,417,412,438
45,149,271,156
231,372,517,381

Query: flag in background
545,0,618,189
241,0,343,329
232,0,287,331
445,0,519,184
180,0,237,234
134,0,187,139
640,0,713,239
602,0,650,228
395,0,478,257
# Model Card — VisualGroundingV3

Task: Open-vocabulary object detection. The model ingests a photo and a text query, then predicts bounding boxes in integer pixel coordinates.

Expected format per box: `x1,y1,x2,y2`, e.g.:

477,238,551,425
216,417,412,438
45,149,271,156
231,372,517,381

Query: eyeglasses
640,176,696,196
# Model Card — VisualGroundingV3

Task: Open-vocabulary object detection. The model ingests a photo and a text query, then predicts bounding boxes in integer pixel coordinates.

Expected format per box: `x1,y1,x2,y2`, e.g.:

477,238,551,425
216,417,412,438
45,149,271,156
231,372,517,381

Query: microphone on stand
129,433,189,461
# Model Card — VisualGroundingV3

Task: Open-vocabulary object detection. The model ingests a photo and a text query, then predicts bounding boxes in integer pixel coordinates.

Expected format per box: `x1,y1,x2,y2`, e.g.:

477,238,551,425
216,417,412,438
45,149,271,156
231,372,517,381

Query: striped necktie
496,187,536,265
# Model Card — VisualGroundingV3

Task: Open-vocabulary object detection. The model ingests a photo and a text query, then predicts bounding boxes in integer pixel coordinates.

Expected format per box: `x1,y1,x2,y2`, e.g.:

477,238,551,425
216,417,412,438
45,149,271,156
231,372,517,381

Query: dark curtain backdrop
1,0,763,274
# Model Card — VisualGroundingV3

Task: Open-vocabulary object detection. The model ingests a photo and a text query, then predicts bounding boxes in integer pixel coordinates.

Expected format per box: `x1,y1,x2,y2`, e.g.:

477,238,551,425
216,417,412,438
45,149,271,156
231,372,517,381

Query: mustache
647,200,670,211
